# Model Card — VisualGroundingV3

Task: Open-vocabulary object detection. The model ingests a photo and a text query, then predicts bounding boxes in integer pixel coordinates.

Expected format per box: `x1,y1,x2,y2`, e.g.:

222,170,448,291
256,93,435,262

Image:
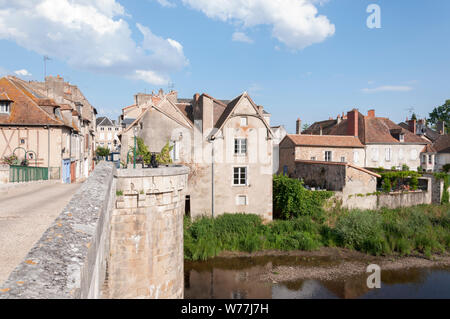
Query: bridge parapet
106,165,189,299
0,161,116,299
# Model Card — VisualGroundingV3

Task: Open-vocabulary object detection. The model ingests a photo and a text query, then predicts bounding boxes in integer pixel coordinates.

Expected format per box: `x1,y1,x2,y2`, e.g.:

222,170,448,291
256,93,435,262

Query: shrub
1,154,18,165
96,146,110,157
273,174,333,220
334,210,385,254
382,177,391,193
443,164,450,173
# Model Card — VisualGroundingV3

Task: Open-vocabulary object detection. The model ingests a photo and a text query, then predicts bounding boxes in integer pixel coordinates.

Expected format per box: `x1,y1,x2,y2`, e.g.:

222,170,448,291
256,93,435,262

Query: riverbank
216,247,450,282
184,204,450,262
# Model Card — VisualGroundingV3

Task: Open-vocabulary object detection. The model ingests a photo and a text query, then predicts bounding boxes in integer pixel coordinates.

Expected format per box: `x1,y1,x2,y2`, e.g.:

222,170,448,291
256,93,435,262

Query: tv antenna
43,56,51,80
168,81,175,92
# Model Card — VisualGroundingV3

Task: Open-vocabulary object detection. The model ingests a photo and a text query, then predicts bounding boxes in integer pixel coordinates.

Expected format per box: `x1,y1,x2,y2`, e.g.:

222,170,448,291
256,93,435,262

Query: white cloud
362,86,413,93
14,69,32,77
232,31,253,43
156,0,176,7
0,0,188,85
181,0,335,50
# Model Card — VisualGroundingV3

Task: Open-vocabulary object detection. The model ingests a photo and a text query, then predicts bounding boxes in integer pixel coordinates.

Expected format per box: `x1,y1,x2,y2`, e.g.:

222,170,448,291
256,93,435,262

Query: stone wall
106,165,189,299
0,162,115,299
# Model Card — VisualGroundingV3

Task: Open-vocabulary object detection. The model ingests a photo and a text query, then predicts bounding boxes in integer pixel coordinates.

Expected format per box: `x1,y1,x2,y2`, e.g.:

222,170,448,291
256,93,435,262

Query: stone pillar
109,166,189,299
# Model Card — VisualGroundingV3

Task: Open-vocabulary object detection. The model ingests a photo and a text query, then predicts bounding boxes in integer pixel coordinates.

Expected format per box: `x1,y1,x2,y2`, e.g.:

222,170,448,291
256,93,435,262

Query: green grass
184,204,450,261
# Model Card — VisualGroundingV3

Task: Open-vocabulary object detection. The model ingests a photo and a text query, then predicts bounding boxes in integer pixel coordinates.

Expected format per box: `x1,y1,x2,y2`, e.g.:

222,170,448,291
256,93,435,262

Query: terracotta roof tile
286,134,364,148
0,77,64,126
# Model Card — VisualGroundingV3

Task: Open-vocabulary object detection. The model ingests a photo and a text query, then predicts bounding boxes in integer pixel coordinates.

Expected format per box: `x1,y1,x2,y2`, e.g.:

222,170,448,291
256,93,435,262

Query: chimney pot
296,118,302,135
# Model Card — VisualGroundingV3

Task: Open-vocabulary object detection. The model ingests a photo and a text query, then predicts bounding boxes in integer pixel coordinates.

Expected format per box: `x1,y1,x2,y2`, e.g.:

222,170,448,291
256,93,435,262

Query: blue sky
0,0,449,133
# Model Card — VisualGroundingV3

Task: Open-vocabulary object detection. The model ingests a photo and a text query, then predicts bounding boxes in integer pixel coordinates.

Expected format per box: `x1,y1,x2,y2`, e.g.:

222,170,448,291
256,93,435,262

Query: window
115,128,119,131
108,127,112,131
325,151,332,162
20,139,25,145
233,167,247,186
283,165,288,175
372,148,379,161
311,157,316,161
341,157,346,163
0,101,10,114
399,134,405,143
101,127,105,131
353,151,359,164
399,149,404,160
171,141,180,161
428,155,433,164
240,117,248,127
385,148,392,161
236,195,248,206
422,155,426,164
234,138,247,155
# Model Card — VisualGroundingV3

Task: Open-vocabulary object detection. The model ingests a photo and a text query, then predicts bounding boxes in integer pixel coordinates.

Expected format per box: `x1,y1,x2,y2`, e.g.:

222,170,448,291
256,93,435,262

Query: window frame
234,138,247,156
0,101,10,114
233,166,248,186
325,151,332,162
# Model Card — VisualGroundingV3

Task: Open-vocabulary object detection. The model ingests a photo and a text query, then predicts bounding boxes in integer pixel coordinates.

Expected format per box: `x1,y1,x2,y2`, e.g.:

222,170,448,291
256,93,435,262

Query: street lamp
133,126,137,169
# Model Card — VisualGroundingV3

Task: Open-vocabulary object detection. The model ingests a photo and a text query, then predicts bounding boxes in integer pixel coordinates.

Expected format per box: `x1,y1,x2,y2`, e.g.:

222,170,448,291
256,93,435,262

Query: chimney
319,126,323,136
367,109,375,118
437,121,446,135
296,118,302,135
347,109,359,137
158,88,164,97
407,119,417,135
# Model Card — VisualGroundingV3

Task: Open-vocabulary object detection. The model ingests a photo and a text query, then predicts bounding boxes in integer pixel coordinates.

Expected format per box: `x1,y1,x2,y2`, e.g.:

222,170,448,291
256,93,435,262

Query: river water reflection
185,256,450,299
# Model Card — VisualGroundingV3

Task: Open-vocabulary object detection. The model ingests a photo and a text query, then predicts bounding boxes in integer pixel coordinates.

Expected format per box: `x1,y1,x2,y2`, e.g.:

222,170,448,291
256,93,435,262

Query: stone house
304,109,429,171
96,117,121,152
119,90,274,221
271,125,287,174
399,119,449,172
278,134,366,177
0,75,97,183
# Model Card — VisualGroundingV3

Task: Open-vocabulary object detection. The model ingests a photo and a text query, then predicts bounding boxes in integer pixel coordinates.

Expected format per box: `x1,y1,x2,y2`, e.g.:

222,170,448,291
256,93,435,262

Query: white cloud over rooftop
0,0,188,85
181,0,335,50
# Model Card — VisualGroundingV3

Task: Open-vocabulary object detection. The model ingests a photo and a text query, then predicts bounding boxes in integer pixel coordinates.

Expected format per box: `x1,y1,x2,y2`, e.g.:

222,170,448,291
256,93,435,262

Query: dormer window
0,101,11,114
240,117,248,127
399,133,405,143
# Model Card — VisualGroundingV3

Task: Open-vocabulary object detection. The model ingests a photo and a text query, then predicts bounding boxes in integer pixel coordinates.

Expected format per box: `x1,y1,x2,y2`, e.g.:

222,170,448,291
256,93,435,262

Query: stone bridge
0,162,189,299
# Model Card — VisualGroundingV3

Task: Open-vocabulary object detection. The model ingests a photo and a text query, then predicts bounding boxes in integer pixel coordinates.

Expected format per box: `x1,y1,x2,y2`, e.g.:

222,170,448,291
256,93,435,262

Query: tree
428,100,450,134
96,146,110,157
302,123,310,131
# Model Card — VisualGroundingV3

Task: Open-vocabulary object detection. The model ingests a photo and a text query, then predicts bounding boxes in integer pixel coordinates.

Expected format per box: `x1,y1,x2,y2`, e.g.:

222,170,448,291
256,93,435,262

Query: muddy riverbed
185,248,450,299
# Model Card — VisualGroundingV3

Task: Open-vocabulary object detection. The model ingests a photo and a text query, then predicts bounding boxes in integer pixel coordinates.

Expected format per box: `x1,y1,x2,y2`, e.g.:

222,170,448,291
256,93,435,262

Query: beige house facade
96,117,121,152
304,109,429,171
0,75,96,183
120,90,274,221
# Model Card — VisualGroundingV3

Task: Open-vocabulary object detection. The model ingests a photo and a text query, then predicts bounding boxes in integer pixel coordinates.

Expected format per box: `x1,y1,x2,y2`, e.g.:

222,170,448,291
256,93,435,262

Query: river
185,256,450,299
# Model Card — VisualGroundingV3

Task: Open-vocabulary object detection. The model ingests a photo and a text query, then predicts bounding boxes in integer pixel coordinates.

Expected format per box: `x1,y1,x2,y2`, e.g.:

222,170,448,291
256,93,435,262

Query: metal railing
9,166,49,183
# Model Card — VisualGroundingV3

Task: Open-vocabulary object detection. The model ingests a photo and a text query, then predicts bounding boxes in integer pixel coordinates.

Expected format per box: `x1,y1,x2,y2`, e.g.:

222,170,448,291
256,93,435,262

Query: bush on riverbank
184,204,450,261
273,174,333,220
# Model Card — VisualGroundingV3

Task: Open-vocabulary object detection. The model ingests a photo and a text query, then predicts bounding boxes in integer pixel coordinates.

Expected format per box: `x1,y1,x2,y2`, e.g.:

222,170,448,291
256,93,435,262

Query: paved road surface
0,182,82,284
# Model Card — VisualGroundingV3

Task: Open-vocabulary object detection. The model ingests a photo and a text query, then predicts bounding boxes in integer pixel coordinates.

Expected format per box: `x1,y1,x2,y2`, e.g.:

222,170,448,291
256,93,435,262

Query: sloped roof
306,111,428,145
285,134,364,148
0,92,13,102
96,116,114,127
0,77,64,126
432,134,450,154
